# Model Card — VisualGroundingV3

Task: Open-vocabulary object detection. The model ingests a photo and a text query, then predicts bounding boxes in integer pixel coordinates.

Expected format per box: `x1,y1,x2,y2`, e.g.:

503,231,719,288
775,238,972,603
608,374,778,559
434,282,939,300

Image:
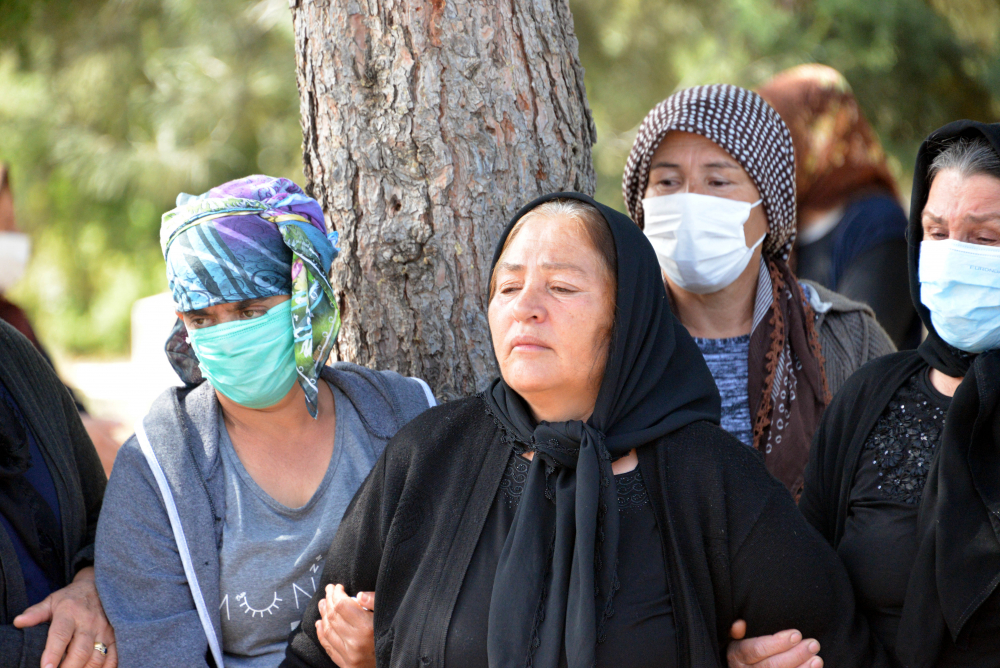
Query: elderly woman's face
644,131,768,248
923,170,1000,246
488,214,615,423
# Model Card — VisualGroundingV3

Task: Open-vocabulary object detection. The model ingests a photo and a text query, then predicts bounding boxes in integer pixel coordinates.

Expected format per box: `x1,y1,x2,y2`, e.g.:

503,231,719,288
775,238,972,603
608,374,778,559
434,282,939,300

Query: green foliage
0,0,303,355
1,0,998,355
570,0,1000,209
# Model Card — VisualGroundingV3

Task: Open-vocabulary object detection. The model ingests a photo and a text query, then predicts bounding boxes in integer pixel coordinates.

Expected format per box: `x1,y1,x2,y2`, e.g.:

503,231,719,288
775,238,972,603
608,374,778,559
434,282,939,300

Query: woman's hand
727,620,822,668
315,584,375,668
13,566,117,668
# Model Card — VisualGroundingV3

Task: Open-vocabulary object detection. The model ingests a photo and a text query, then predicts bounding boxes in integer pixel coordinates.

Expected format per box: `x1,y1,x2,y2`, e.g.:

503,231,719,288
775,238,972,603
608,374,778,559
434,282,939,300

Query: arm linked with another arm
282,455,387,668
729,486,888,668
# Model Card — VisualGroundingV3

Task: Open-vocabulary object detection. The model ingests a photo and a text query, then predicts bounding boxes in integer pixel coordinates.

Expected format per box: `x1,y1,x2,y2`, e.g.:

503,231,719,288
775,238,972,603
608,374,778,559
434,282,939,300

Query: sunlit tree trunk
291,0,596,399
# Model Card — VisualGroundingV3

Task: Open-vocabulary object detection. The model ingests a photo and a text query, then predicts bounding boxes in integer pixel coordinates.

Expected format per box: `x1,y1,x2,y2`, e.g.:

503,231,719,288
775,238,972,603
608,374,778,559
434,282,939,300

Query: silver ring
94,642,108,656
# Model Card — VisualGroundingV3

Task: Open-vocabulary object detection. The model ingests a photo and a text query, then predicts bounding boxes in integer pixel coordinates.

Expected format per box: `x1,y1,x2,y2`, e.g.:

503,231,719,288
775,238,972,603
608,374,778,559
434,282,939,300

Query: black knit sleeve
0,319,106,573
282,454,388,668
799,408,835,543
730,488,889,667
61,380,106,572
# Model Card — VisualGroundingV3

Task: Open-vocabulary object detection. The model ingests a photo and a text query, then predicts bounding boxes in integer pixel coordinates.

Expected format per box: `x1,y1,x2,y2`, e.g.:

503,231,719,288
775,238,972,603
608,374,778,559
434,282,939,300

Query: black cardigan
801,349,1000,666
0,320,106,666
799,351,926,546
283,396,886,668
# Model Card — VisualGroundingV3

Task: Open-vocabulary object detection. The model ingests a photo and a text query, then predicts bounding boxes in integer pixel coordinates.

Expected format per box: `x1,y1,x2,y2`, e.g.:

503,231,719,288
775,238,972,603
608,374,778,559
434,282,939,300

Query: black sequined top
445,452,675,668
860,372,946,504
837,367,950,661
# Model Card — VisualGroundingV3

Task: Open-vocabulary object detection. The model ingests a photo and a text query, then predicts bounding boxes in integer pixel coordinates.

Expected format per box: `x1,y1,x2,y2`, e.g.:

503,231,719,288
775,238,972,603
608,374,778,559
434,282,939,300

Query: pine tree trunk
291,0,596,400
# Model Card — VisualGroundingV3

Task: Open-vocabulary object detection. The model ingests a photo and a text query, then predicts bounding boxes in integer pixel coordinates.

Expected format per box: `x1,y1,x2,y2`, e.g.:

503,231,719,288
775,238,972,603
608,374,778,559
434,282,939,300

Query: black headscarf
908,120,1000,376
482,192,720,668
896,121,1000,666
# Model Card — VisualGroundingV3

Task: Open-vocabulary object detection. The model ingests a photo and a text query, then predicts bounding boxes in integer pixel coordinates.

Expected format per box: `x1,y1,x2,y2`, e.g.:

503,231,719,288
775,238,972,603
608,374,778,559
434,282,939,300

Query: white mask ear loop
744,199,766,249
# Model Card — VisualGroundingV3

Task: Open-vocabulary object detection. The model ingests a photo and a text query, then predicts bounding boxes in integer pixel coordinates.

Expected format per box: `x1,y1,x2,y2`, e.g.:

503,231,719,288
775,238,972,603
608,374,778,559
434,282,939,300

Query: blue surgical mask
186,300,299,408
919,239,1000,353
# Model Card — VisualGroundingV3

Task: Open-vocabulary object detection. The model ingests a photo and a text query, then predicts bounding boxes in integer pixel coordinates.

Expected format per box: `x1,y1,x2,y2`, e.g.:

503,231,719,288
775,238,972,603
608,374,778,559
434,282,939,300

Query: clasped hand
316,584,376,668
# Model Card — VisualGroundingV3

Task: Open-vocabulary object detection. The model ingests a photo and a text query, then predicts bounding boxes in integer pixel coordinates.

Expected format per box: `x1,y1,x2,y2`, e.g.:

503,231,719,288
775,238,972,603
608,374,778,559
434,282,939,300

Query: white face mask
0,232,30,292
919,239,1000,353
642,192,765,294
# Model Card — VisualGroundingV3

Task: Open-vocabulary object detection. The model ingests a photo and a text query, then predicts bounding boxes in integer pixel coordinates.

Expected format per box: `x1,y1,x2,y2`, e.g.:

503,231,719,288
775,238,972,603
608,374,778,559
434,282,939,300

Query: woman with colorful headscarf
758,65,919,350
94,176,435,668
623,84,894,502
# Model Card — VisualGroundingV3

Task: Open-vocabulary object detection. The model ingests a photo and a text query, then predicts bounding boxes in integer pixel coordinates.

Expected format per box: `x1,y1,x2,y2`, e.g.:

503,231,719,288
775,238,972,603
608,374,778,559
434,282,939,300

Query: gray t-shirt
217,383,380,667
693,334,753,448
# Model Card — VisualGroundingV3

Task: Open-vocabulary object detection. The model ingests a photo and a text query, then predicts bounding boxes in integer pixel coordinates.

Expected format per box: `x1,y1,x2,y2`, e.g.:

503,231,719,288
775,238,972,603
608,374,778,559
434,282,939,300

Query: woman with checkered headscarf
623,84,894,498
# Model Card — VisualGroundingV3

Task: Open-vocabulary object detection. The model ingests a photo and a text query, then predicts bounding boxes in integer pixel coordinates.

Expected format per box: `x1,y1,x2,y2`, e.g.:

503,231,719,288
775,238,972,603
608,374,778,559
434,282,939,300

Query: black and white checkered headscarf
623,84,797,260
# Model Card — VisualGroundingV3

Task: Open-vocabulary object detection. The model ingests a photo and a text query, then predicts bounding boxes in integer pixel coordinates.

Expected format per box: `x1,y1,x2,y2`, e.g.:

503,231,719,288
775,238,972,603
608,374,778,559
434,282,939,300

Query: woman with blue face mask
622,85,895,502
93,176,435,668
732,122,1000,668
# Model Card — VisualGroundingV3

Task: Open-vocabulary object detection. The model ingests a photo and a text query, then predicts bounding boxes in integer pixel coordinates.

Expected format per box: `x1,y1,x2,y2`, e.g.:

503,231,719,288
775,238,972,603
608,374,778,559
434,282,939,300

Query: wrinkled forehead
923,170,1000,227
498,213,597,266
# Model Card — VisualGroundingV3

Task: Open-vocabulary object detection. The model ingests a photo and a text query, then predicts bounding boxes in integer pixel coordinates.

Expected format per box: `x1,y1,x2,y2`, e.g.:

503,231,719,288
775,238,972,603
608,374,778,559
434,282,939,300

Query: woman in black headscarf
281,192,884,668
789,120,1000,667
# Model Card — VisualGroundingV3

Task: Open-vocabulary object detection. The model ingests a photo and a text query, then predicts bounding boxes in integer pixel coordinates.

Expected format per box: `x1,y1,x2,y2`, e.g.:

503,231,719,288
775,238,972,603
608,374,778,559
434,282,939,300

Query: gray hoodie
95,363,433,668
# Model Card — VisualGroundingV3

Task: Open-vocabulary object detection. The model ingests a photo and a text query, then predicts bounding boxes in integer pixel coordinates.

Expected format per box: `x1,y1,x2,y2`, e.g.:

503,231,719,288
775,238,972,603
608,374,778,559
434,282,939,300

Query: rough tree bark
291,0,596,400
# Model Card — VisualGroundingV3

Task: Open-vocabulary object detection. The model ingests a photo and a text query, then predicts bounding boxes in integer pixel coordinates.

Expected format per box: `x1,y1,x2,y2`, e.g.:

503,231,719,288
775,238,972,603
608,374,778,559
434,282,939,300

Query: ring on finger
94,642,108,656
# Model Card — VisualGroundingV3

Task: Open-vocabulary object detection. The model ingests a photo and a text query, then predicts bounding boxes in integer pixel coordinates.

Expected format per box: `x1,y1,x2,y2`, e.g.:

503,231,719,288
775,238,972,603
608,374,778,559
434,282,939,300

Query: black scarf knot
485,395,622,668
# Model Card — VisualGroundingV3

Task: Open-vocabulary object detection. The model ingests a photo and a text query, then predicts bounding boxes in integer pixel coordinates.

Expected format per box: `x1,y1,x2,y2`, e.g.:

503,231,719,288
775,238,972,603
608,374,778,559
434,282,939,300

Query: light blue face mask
919,239,1000,353
186,300,299,408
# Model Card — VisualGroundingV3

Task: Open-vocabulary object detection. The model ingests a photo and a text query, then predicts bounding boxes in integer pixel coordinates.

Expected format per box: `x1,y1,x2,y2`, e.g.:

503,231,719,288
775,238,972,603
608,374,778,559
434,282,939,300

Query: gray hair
929,136,1000,184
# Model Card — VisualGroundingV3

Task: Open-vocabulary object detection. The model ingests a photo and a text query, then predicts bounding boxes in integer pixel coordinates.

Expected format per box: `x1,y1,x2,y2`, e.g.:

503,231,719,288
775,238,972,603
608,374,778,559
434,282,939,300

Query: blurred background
1,0,998,436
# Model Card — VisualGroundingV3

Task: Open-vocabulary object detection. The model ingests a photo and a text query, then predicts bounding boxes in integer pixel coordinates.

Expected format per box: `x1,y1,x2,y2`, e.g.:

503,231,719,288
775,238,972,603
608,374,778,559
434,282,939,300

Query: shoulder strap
135,419,225,668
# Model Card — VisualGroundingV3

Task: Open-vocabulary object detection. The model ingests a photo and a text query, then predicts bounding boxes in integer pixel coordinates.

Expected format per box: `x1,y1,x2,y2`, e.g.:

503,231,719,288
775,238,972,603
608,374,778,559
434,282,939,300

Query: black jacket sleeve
731,487,887,666
61,379,106,573
282,455,388,668
799,407,836,543
0,624,48,668
0,320,106,664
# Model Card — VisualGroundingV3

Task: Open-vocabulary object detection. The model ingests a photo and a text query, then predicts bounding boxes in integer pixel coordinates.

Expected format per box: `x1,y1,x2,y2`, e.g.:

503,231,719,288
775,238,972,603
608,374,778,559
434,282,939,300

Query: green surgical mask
187,300,299,409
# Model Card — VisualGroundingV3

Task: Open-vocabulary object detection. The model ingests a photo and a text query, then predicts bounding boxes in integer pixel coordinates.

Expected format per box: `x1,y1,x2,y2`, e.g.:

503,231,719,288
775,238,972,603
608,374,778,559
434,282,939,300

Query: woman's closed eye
550,283,580,295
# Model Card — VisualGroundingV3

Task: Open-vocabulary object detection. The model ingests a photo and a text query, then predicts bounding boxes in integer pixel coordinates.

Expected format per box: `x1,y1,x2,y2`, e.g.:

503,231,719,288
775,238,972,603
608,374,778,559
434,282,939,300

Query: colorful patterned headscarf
757,64,898,215
161,175,341,418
